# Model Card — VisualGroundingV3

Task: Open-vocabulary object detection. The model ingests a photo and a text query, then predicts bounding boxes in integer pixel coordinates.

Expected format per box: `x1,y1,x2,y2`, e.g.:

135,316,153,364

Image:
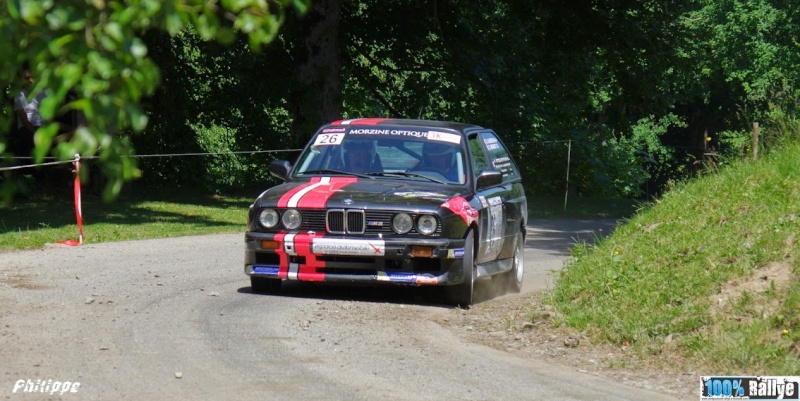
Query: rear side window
479,132,520,182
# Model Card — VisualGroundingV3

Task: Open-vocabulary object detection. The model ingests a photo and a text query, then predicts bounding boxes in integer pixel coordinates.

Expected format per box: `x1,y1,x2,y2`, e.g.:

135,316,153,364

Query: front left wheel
446,229,475,307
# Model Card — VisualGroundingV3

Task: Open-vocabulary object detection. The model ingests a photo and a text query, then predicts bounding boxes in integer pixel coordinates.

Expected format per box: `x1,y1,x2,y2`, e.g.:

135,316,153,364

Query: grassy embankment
548,142,800,374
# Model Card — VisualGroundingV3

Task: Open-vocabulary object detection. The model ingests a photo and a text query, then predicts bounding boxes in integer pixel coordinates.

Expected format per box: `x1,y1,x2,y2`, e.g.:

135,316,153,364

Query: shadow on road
236,276,504,309
525,217,623,257
236,218,626,307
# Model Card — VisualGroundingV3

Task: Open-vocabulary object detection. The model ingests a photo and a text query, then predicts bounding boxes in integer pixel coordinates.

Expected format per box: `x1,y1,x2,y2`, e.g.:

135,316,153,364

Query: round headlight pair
391,213,438,235
258,209,302,230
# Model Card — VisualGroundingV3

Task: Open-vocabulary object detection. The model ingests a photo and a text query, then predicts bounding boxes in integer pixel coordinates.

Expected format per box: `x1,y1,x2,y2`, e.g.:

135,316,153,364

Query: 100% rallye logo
701,376,799,400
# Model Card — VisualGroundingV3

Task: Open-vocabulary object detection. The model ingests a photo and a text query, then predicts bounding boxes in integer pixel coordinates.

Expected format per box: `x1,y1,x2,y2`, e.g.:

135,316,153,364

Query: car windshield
294,127,467,185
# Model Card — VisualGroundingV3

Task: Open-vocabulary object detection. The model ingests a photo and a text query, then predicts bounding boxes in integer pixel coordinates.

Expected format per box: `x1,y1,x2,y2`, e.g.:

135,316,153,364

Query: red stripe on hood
277,177,321,208
295,177,358,209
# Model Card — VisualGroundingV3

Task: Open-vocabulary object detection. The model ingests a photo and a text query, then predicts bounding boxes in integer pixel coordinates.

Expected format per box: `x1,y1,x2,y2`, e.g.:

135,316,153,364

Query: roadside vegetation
0,189,250,251
547,143,800,374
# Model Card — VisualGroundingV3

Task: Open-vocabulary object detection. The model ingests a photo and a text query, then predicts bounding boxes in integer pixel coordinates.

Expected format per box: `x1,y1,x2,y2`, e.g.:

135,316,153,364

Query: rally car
244,118,527,306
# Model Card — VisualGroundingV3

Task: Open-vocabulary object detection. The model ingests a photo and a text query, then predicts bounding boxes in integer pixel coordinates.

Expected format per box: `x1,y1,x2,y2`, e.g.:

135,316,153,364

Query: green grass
0,189,251,251
548,142,800,374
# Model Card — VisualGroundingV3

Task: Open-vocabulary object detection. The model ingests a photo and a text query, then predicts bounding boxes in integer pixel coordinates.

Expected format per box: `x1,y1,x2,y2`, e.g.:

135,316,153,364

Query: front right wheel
505,231,524,293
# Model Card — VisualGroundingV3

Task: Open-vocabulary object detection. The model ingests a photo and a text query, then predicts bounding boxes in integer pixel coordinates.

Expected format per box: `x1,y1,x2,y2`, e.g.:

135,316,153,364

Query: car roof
326,118,485,134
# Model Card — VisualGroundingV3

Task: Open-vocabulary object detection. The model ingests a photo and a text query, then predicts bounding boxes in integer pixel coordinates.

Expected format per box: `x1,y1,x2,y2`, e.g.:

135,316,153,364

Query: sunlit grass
547,142,800,374
0,190,250,251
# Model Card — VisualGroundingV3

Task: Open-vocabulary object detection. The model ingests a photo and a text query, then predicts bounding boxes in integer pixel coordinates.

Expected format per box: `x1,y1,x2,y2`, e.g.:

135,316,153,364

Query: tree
0,0,308,202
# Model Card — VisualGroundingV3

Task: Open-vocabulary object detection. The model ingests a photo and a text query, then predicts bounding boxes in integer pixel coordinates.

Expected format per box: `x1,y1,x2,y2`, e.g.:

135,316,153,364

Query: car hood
255,177,468,210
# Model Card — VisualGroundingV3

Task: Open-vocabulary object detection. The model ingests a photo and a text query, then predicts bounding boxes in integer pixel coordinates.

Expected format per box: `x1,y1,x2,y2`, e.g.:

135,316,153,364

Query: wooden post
752,122,759,160
564,140,571,212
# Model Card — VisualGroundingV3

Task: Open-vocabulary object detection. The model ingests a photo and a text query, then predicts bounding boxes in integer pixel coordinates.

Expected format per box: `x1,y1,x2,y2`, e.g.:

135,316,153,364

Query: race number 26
314,134,344,146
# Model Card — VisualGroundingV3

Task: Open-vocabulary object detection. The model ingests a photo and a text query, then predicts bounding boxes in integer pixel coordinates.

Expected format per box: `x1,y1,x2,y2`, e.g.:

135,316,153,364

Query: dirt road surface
0,218,689,400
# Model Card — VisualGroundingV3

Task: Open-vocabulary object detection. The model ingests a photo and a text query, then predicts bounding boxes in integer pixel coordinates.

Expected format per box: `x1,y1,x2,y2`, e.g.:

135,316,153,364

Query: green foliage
679,0,800,150
595,114,686,197
0,0,308,202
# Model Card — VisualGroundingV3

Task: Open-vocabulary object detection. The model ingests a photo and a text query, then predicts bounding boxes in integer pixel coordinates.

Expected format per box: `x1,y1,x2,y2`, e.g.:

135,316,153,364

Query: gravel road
0,218,684,400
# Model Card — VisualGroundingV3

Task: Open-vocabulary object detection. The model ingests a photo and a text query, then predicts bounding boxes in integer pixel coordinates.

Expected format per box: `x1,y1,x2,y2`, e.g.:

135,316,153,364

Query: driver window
468,134,490,177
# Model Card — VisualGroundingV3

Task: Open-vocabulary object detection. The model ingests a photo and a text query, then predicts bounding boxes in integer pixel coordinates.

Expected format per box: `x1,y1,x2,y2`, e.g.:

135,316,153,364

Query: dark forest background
6,0,800,199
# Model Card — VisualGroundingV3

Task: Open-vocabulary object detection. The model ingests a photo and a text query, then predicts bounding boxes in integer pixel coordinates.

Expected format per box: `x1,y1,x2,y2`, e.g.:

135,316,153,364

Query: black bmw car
244,118,527,306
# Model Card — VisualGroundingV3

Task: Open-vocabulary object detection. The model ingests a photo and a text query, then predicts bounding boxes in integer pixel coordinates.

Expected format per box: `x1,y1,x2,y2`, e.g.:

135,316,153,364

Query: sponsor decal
322,127,347,133
12,379,80,395
492,156,512,171
442,196,478,226
483,196,505,260
700,376,799,400
447,249,465,259
393,191,449,200
252,265,280,275
348,128,427,138
312,238,385,256
376,272,438,284
337,126,461,144
376,272,416,283
427,130,462,144
414,276,439,285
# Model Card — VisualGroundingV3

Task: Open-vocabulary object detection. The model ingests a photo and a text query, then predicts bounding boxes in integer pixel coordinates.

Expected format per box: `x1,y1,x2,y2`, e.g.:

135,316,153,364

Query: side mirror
269,160,292,180
475,169,503,190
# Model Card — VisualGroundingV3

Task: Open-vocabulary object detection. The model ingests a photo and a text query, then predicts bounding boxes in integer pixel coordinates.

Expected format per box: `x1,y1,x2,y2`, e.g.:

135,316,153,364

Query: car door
468,131,526,264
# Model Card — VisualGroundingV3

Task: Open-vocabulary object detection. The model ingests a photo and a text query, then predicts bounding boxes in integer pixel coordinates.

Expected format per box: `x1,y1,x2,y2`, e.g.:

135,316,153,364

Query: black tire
446,230,475,307
251,276,281,293
505,231,524,293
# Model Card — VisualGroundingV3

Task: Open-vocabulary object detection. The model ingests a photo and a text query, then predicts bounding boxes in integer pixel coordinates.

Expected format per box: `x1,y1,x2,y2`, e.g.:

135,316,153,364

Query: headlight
416,214,438,235
392,213,413,234
281,209,302,230
259,209,279,229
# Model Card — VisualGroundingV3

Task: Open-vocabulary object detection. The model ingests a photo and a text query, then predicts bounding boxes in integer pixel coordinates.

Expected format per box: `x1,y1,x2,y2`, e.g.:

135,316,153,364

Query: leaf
32,123,60,163
103,22,123,41
125,105,148,132
165,14,184,35
20,0,45,23
129,38,148,58
38,96,59,120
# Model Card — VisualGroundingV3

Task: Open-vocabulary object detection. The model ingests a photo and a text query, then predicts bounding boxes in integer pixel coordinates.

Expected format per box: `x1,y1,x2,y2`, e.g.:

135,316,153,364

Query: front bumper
244,231,467,286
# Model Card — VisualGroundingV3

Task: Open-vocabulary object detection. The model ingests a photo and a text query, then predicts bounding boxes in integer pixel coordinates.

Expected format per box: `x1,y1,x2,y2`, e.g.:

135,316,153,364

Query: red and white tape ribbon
57,154,83,246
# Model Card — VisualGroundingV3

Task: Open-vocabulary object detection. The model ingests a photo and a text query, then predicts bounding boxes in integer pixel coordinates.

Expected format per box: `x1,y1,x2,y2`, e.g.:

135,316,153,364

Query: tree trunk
287,0,343,149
